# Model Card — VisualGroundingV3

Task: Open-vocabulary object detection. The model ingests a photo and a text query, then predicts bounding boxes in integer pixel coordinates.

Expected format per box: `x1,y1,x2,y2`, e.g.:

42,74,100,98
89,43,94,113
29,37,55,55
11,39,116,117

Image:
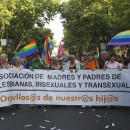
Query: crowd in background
0,50,130,111
49,51,130,70
1,51,130,71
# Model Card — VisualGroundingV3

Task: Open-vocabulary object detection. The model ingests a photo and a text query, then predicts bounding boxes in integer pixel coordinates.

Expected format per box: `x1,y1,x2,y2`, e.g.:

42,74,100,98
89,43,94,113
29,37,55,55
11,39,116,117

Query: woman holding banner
11,56,23,109
103,52,120,109
11,56,24,69
0,54,10,111
67,54,80,72
104,52,120,69
50,57,62,70
80,56,85,69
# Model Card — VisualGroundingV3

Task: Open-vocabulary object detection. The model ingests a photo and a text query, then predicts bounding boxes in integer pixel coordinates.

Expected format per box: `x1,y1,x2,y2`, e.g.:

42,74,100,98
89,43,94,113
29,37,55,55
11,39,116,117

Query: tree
2,0,60,54
60,0,130,54
0,0,15,38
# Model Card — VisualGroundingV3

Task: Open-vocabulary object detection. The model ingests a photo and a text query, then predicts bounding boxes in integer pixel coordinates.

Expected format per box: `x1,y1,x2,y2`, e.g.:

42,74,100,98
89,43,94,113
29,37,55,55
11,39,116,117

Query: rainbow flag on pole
41,34,51,65
57,41,64,58
57,41,69,58
15,39,38,58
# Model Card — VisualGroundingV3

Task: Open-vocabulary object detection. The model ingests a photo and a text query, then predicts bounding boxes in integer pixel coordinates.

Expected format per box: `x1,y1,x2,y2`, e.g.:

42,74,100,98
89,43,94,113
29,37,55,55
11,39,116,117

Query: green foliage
1,0,60,54
2,0,130,56
17,27,51,55
60,0,130,55
0,0,16,38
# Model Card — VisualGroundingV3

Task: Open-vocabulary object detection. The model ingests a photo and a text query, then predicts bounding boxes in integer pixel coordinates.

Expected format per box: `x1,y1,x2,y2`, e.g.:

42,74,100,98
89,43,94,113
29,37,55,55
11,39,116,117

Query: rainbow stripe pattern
15,39,38,58
108,30,130,45
41,34,52,65
63,49,69,58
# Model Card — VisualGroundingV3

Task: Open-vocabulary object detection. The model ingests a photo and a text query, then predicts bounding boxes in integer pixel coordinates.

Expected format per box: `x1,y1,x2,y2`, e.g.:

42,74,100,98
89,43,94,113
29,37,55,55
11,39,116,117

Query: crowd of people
52,51,130,70
1,50,130,71
0,50,130,111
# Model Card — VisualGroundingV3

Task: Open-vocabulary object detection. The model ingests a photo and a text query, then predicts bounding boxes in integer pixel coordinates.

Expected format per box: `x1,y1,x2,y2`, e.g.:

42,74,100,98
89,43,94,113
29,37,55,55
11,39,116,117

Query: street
0,105,130,130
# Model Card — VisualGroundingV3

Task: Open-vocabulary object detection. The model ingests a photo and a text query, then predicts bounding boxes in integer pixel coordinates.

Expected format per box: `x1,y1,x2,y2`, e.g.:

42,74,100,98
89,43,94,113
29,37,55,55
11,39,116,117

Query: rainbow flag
41,34,51,65
57,41,69,59
57,41,64,58
63,48,69,58
15,39,38,58
108,30,130,45
48,36,53,49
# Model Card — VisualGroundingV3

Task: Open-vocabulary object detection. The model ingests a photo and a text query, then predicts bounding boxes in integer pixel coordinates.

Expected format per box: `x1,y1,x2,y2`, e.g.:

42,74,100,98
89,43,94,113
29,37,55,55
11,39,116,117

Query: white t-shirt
66,60,81,70
62,62,69,70
128,63,130,69
119,63,124,69
105,61,120,69
11,64,24,69
74,59,80,70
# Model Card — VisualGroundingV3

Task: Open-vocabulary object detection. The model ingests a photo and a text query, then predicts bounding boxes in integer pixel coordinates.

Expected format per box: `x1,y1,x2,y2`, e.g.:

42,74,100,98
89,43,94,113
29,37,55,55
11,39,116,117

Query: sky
44,13,64,55
44,0,69,55
44,13,64,46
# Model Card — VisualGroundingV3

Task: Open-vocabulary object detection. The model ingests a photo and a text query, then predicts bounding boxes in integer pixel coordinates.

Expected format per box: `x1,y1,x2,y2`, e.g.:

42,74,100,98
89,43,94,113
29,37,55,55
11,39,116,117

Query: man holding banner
29,52,47,70
29,52,47,109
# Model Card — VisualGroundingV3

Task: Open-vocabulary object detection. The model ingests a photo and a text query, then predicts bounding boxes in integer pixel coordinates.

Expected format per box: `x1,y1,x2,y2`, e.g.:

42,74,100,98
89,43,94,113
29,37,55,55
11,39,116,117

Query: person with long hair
0,54,10,111
104,52,120,109
50,57,62,70
67,54,80,71
80,56,85,69
104,52,120,69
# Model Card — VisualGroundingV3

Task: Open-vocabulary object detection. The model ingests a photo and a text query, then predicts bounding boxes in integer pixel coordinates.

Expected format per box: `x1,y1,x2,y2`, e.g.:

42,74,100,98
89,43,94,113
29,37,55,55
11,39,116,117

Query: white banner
0,68,130,107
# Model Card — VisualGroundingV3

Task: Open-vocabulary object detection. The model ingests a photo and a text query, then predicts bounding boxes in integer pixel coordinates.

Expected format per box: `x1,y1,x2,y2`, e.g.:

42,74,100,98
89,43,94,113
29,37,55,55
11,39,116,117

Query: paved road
0,105,130,130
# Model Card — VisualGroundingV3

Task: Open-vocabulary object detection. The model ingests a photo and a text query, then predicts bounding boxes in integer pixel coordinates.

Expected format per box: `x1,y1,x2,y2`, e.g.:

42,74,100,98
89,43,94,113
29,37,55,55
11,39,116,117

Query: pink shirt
105,61,120,69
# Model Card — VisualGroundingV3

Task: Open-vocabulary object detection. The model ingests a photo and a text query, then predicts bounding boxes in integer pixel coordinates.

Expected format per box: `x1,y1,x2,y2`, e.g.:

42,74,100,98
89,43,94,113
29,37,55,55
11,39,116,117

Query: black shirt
98,57,107,69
